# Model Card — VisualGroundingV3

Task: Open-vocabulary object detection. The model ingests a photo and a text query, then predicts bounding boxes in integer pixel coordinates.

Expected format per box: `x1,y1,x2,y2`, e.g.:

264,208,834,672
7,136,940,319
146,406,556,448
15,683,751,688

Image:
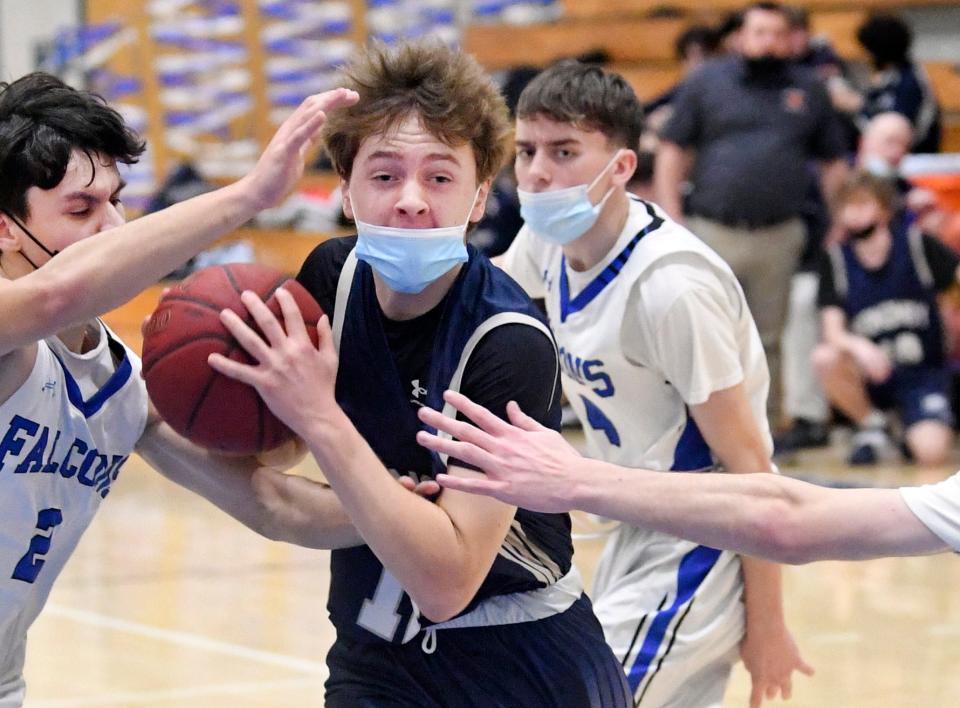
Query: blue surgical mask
352,190,477,294
517,152,620,245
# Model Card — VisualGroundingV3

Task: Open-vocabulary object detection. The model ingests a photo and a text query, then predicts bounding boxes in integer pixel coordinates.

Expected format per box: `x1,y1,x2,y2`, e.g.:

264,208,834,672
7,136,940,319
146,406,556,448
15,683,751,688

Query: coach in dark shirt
654,0,848,430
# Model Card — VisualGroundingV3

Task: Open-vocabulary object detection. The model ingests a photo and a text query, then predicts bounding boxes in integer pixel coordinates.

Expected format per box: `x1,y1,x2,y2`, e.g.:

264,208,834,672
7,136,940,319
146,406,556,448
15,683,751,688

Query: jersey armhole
437,314,557,468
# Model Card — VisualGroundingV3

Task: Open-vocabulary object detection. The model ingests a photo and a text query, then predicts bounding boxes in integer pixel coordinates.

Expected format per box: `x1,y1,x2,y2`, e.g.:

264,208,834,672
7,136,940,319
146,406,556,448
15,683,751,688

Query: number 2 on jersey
12,508,64,584
357,568,421,642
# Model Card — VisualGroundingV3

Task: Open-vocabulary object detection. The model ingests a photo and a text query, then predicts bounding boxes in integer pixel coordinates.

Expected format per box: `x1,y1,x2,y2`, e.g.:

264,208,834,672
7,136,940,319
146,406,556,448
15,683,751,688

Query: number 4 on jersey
12,508,63,584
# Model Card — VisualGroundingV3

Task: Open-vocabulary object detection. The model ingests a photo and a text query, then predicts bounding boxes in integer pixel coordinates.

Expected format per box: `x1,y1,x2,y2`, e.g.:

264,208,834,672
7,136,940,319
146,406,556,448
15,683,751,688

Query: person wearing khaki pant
688,216,806,428
654,3,848,431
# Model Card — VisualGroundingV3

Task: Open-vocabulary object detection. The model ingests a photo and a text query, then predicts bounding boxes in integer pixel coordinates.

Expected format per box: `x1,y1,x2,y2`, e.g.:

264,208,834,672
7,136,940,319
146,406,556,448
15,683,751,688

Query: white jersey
0,321,147,691
901,473,960,551
501,196,772,704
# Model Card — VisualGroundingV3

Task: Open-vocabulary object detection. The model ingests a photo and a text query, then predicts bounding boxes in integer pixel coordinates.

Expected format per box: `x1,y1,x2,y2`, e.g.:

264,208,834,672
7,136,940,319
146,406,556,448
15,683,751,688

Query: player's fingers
415,431,497,471
288,89,358,146
435,472,507,497
274,288,309,340
766,682,778,700
799,658,815,676
749,683,762,708
315,314,334,351
397,476,417,492
505,400,548,433
441,390,512,436
220,307,272,362
417,406,499,451
414,480,440,497
781,677,793,701
240,291,287,346
208,351,259,386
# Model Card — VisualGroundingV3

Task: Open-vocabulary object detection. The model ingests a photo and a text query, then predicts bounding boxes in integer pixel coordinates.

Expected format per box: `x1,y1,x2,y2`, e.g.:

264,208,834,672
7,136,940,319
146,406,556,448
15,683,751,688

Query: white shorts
592,524,745,707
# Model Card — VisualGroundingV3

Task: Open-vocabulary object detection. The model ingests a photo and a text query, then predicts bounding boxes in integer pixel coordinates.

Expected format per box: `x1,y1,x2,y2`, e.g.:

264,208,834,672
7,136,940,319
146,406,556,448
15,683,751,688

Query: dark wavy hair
0,72,145,218
857,15,912,69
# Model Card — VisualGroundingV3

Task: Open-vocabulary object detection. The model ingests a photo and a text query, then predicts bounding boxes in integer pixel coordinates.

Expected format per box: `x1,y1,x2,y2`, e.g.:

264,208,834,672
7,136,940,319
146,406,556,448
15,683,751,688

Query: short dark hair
675,26,718,61
857,14,912,68
516,60,643,151
0,72,145,218
745,1,788,17
323,42,511,184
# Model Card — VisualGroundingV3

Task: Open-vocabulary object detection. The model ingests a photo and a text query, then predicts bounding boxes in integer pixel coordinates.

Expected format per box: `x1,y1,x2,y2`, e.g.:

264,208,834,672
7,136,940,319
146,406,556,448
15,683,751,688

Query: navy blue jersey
826,221,946,369
298,241,572,645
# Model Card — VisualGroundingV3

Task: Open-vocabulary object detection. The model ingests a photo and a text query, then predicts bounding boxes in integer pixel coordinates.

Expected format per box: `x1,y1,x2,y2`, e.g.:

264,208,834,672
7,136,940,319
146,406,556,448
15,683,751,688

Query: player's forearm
306,411,491,621
137,420,361,549
740,556,786,632
575,463,806,562
16,181,259,347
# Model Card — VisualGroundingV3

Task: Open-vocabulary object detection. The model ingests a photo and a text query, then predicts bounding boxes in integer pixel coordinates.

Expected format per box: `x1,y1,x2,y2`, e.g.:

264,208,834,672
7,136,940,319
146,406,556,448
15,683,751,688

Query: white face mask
350,188,479,294
517,151,620,245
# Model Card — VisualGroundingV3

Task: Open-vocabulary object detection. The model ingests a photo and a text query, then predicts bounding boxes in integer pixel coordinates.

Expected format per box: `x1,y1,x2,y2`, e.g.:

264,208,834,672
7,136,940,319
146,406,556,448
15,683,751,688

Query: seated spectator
785,6,844,80
813,171,957,467
857,112,944,235
856,14,942,153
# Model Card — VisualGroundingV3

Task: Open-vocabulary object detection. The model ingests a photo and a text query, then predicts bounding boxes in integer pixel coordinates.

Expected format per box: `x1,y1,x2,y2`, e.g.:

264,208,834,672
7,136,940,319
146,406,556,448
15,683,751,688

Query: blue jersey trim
627,545,722,693
670,413,712,471
52,332,133,419
559,200,663,323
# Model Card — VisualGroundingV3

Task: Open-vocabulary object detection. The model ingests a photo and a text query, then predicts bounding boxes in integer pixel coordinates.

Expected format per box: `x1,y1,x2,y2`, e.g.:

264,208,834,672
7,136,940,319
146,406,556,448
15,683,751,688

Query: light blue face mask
352,190,477,295
517,151,620,245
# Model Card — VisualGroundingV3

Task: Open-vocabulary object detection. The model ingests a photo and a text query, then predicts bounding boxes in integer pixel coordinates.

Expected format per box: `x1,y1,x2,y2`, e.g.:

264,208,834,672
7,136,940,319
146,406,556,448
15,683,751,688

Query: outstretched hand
415,390,583,513
240,87,358,211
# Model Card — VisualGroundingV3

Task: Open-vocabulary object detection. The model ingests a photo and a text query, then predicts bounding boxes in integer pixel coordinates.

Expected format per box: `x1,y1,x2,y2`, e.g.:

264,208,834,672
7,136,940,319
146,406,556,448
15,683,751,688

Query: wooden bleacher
464,2,960,152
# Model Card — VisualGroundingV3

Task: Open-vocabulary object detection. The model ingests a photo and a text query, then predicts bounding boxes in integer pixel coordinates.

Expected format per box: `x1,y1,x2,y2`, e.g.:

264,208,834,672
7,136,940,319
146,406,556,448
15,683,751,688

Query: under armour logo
411,379,428,400
41,381,57,393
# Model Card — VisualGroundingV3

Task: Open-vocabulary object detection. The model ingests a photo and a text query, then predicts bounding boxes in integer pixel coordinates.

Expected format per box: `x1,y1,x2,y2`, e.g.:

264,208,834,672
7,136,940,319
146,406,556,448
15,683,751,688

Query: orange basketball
142,263,323,454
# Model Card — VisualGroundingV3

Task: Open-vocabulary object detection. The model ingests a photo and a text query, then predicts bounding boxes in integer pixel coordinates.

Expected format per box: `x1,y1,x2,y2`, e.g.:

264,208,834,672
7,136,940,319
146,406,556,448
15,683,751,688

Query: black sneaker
774,418,830,454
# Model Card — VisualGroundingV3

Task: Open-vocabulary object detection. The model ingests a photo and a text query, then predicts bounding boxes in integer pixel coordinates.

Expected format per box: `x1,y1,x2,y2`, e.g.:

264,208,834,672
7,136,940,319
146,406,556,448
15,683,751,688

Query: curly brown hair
322,41,511,184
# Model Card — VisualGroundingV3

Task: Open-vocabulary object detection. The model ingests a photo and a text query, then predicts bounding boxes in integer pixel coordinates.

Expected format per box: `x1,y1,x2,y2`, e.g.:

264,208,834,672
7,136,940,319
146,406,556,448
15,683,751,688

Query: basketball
141,263,323,455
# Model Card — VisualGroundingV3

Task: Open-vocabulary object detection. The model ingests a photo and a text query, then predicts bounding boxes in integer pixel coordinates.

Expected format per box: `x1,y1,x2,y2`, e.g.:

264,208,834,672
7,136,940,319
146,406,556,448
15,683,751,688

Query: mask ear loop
586,150,623,208
1,208,60,269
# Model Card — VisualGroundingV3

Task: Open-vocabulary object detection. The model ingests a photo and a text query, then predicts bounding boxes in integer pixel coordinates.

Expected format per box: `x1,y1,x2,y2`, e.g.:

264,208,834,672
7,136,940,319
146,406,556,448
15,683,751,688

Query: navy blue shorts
868,365,954,428
325,594,631,708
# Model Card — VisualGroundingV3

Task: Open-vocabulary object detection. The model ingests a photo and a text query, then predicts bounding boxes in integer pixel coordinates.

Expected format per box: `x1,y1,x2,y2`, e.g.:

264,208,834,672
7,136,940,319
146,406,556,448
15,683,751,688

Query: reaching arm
0,88,358,358
417,390,950,562
206,289,517,623
136,404,362,549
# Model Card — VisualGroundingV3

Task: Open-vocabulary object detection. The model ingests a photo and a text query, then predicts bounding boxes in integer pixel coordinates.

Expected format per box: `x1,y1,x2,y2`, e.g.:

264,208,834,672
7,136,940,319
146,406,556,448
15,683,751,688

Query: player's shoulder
0,342,41,409
296,235,357,309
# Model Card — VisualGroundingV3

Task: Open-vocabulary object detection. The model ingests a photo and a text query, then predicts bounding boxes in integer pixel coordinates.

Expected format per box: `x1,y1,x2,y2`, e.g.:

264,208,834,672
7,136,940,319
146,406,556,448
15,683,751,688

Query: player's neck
56,320,100,354
562,189,630,272
373,264,462,321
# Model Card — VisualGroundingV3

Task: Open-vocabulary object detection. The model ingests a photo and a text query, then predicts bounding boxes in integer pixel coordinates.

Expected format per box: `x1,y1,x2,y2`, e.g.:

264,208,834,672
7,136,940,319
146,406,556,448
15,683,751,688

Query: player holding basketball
206,43,632,706
482,60,810,707
0,72,356,705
